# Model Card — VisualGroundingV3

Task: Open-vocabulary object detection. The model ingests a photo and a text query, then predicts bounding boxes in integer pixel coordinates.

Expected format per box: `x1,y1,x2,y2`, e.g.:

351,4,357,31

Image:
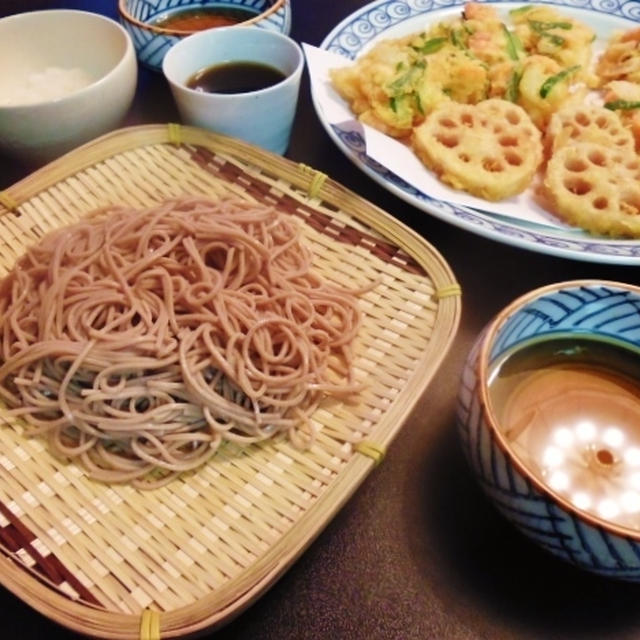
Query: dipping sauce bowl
162,26,303,155
119,0,291,72
457,280,640,581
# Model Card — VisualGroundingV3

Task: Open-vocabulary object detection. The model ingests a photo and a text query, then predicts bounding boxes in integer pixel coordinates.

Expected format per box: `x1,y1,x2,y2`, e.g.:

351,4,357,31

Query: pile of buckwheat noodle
0,196,365,489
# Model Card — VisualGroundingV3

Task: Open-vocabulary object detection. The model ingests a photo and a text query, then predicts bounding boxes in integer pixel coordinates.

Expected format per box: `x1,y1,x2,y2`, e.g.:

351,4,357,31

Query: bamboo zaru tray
0,124,460,639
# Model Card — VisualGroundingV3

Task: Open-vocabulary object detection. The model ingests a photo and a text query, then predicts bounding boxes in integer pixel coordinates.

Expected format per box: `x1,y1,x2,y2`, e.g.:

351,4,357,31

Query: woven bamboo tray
0,124,460,639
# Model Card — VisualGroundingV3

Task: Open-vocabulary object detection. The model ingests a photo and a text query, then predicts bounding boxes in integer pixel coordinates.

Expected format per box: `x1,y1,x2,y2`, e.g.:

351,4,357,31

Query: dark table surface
2,1,640,639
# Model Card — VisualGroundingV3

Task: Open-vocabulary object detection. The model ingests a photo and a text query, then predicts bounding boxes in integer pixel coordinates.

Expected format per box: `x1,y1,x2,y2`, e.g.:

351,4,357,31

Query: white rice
0,66,95,107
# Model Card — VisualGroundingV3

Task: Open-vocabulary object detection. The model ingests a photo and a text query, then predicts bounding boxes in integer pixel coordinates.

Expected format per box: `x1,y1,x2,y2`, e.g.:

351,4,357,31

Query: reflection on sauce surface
489,336,640,529
153,6,260,31
187,61,286,94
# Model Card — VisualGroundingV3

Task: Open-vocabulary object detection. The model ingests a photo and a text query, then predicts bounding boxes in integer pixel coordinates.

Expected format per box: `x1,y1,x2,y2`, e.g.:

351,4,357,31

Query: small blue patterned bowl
458,280,640,581
118,0,291,72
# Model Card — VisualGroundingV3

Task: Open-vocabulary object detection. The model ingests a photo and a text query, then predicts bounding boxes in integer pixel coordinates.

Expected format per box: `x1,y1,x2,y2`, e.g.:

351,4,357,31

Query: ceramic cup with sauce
162,26,303,155
457,280,640,581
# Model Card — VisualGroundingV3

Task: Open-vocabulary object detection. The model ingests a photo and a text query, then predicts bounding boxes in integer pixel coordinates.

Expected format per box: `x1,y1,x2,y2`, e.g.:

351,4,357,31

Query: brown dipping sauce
187,61,286,94
153,7,259,31
489,335,640,528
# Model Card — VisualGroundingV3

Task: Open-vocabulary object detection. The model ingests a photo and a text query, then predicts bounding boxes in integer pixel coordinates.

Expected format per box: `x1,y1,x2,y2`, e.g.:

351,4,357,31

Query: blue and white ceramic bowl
118,0,291,72
458,280,640,581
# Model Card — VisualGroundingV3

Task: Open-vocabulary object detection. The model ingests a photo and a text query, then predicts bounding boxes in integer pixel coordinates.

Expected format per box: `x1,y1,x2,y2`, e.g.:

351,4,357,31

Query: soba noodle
0,196,365,488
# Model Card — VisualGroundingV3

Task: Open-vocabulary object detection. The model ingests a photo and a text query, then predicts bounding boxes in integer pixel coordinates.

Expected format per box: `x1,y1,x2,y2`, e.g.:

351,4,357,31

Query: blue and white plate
313,0,640,265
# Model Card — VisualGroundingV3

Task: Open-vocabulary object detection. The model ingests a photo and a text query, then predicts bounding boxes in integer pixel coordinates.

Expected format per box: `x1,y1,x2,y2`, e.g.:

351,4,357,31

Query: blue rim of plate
313,0,640,265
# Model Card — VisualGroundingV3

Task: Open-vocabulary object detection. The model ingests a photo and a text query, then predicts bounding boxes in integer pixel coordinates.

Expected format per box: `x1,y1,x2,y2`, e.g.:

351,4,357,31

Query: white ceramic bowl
0,10,137,165
163,26,303,154
119,0,291,72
